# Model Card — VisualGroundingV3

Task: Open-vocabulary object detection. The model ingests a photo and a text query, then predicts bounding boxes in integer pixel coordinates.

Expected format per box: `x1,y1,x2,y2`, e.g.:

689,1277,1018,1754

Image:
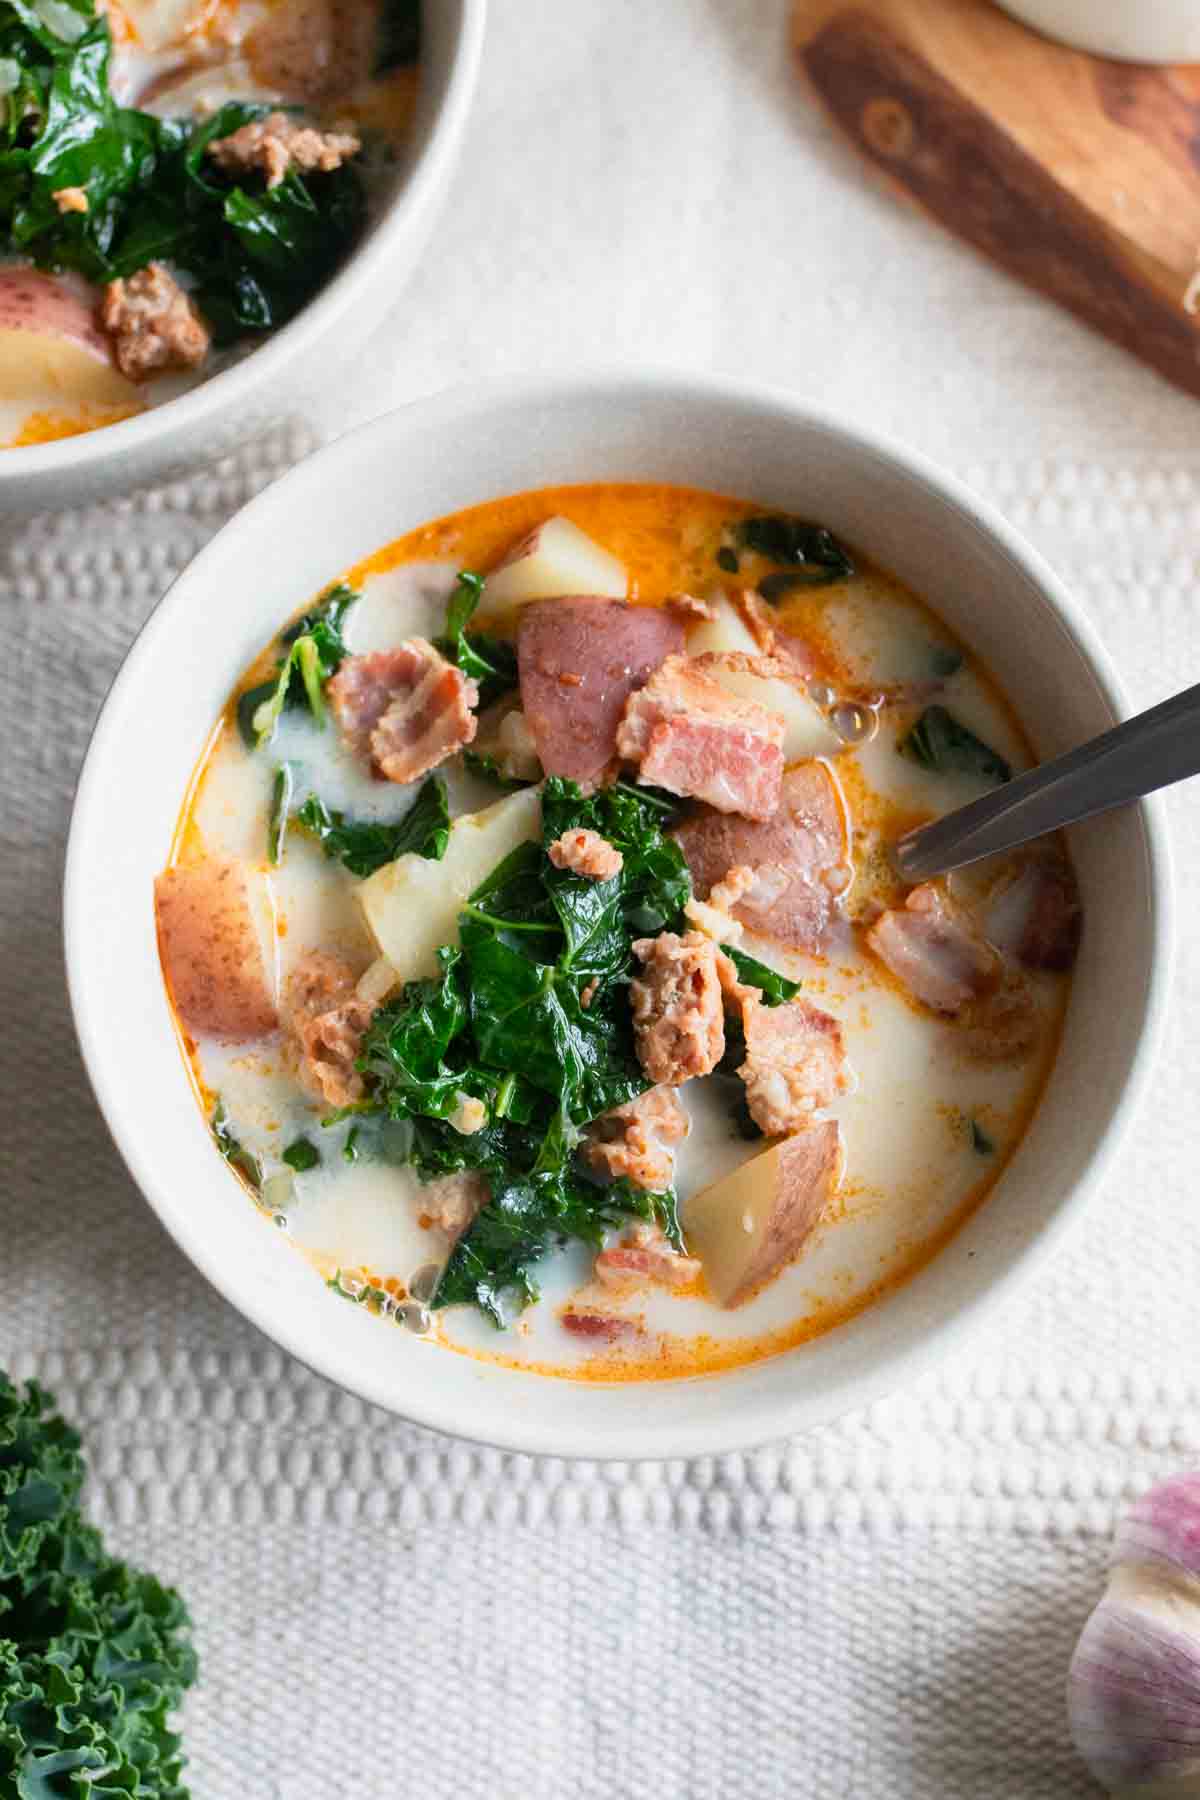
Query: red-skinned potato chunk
684,1121,841,1307
0,268,140,422
517,598,684,786
155,859,278,1042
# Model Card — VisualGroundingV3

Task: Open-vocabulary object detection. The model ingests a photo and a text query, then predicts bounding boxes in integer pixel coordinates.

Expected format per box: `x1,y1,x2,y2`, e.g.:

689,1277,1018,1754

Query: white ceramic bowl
0,0,485,517
64,372,1172,1460
995,0,1200,62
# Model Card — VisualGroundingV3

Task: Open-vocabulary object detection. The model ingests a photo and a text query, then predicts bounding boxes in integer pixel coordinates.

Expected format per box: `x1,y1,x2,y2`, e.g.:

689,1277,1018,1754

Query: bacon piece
547,827,623,880
867,883,999,1015
595,1241,701,1288
328,641,478,783
420,1171,489,1243
561,1311,637,1343
582,1086,689,1191
518,598,684,785
617,654,785,819
737,994,849,1136
1017,860,1082,972
630,931,725,1084
674,761,849,952
155,859,277,1042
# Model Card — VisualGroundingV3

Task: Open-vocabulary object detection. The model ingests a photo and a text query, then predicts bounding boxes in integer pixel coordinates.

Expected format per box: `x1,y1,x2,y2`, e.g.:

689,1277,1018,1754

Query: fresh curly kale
0,1373,197,1798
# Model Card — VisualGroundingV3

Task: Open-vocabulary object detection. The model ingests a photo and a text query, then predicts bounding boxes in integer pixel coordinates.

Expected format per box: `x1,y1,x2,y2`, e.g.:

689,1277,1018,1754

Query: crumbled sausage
285,952,373,1108
547,827,624,881
52,186,89,214
737,994,849,1136
629,930,725,1084
582,1085,689,1191
100,263,210,381
420,1171,489,1243
207,110,362,190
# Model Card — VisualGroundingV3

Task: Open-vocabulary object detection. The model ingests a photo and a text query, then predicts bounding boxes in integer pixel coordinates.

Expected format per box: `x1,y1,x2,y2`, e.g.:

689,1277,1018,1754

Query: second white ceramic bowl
0,0,485,517
65,371,1171,1460
995,0,1200,62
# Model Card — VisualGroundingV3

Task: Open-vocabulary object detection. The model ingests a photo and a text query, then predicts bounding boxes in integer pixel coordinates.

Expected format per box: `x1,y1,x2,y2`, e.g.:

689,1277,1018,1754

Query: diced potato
0,269,142,437
684,1122,840,1307
696,652,841,761
356,787,542,979
684,592,762,659
478,517,627,619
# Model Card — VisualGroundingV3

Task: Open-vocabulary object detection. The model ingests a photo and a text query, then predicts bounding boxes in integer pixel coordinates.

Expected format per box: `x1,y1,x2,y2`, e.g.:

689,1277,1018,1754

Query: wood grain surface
792,0,1200,398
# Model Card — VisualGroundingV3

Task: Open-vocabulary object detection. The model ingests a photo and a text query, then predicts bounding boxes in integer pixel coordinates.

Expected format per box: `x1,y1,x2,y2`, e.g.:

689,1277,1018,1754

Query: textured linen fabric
3,2,1200,1794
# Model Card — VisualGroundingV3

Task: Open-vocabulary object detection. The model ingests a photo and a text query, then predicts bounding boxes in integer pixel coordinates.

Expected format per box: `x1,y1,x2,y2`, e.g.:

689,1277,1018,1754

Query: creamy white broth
164,483,1072,1383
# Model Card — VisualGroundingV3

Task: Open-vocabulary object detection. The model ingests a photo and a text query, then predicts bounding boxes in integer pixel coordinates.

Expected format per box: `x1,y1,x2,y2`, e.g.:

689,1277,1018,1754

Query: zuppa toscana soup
155,483,1081,1382
0,0,419,448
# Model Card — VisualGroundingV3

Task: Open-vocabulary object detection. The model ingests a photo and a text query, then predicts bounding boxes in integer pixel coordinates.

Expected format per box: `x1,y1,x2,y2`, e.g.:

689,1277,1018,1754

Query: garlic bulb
1068,1473,1200,1795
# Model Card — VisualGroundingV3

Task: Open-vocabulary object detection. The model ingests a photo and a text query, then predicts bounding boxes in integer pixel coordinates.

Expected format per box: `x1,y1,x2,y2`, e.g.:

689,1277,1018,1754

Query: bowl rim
0,0,487,483
63,368,1174,1458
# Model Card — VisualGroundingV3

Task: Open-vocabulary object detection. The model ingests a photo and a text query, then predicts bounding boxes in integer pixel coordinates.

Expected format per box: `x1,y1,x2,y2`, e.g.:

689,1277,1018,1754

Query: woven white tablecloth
4,3,1199,1794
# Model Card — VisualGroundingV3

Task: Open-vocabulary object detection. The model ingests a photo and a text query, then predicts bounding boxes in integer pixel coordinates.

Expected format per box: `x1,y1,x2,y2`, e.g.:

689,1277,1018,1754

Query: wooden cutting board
792,0,1200,398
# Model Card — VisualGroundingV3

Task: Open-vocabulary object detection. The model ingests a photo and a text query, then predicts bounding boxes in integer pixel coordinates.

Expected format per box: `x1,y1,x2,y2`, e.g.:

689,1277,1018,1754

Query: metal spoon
894,680,1200,882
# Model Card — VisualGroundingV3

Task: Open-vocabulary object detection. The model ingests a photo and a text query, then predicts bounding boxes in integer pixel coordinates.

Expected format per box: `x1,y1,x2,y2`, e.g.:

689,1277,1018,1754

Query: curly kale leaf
435,571,518,711
237,582,359,749
736,514,854,596
295,774,450,875
0,1374,197,1798
899,705,1011,785
724,947,801,1006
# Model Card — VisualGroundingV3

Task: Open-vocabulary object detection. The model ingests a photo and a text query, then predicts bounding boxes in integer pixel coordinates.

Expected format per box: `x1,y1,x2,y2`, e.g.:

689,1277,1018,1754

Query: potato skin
685,1121,840,1307
155,859,278,1042
0,269,112,363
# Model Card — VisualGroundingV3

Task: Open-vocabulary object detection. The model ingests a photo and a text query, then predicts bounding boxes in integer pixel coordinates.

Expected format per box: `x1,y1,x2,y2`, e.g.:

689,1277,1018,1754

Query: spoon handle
894,680,1200,881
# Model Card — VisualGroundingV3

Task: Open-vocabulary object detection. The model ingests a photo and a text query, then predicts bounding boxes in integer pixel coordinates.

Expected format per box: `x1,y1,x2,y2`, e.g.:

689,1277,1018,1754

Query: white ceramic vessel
64,372,1172,1461
0,0,486,518
996,0,1200,62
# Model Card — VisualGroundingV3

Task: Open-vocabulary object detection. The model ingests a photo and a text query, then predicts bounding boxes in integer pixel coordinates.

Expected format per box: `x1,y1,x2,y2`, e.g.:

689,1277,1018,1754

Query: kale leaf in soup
296,774,451,875
436,571,520,711
900,704,1012,784
238,582,359,749
735,514,855,593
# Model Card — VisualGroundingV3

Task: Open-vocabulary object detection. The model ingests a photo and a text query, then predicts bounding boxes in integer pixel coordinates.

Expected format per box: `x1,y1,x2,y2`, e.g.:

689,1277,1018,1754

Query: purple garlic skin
1069,1474,1200,1795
